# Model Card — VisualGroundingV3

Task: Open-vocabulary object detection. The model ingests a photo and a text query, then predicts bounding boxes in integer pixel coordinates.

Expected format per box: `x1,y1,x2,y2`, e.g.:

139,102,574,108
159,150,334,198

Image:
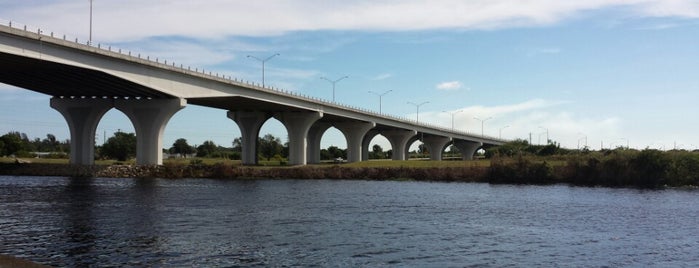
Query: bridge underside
0,52,172,99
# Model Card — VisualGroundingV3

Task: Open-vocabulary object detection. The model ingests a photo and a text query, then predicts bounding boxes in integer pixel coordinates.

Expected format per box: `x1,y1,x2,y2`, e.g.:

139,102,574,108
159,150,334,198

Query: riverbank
0,162,489,182
2,149,696,188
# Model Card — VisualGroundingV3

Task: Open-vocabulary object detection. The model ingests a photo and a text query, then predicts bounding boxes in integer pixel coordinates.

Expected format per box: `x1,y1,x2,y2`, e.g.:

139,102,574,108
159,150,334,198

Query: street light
321,75,349,102
88,0,93,44
539,126,549,144
442,110,463,131
620,138,629,149
407,101,429,123
368,90,392,114
577,133,588,150
473,116,492,137
499,125,510,139
247,53,280,88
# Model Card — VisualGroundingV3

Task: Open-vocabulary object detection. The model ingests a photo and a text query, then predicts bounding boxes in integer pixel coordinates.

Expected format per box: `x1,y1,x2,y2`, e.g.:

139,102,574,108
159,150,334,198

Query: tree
232,137,242,153
170,138,195,158
370,144,385,159
0,132,26,156
196,140,217,157
258,134,283,161
101,132,136,161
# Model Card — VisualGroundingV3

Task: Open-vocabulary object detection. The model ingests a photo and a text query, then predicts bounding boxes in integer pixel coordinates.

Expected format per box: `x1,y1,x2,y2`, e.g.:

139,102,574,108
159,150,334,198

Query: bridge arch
362,131,393,161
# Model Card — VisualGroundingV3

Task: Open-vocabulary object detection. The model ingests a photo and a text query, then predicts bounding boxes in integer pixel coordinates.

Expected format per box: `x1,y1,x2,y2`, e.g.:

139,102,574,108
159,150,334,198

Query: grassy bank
1,149,696,188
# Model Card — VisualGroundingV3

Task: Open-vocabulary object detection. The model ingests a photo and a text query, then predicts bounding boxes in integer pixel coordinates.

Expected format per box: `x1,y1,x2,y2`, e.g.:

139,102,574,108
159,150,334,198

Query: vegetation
100,131,137,161
5,131,699,188
0,132,69,158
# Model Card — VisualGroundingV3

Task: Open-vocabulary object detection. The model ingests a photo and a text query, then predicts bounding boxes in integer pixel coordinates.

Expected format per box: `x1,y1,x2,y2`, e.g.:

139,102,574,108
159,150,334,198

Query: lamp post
473,116,492,137
321,75,349,102
442,110,463,131
89,0,93,44
577,133,588,150
620,138,629,149
539,126,549,144
407,101,429,123
499,125,510,139
368,90,392,114
247,53,279,88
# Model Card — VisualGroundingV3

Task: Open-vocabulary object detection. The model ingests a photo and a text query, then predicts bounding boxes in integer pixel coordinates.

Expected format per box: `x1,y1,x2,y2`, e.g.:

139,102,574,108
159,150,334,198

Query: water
1,176,698,267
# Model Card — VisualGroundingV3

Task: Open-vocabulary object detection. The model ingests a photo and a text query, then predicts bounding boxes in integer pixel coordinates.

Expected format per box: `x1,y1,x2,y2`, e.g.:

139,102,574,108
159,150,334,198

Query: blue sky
1,1,699,151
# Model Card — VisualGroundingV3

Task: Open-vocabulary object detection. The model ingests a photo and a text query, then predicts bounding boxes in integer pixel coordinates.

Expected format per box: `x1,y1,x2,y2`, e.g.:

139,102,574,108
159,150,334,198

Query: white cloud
419,99,620,149
372,73,393,81
3,1,699,42
436,81,462,91
526,47,562,57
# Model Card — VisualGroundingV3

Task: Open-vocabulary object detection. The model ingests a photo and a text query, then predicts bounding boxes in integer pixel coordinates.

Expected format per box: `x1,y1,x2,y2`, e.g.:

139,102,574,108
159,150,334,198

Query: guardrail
0,18,507,143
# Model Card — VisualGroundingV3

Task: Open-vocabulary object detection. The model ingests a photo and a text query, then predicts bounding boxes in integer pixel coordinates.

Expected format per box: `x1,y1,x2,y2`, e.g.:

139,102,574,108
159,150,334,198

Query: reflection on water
1,176,699,267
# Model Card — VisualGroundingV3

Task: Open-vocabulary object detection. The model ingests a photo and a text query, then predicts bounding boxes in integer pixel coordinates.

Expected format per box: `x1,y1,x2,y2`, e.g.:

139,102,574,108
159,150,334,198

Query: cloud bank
2,0,699,41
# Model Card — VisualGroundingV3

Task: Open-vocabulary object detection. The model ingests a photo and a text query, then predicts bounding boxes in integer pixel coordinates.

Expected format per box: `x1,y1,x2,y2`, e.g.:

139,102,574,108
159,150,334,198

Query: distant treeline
0,132,69,158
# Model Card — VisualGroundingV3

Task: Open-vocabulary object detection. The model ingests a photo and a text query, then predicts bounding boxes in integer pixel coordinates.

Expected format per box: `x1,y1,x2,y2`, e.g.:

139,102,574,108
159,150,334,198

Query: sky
1,0,699,151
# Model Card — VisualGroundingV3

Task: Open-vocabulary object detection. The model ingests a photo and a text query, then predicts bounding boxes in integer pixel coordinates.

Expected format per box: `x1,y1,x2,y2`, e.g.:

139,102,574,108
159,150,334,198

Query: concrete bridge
0,22,506,165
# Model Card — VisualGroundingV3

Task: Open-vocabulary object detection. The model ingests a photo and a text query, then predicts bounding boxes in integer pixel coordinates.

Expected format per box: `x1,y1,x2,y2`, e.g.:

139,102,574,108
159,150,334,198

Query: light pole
539,126,549,144
89,0,93,44
442,110,463,131
577,133,588,150
408,101,429,123
473,116,492,137
499,125,510,139
321,75,349,102
368,90,392,113
247,53,279,88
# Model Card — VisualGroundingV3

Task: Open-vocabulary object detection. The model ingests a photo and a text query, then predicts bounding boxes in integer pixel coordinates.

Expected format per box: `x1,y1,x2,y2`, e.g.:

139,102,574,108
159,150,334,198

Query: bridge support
307,122,332,164
453,140,483,160
383,130,417,161
50,97,113,165
422,135,451,161
115,98,186,165
335,121,376,163
275,111,322,165
361,129,381,161
227,111,271,165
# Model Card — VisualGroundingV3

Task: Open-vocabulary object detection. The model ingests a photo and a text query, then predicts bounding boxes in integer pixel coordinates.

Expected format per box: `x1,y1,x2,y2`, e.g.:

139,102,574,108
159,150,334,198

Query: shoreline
0,158,689,189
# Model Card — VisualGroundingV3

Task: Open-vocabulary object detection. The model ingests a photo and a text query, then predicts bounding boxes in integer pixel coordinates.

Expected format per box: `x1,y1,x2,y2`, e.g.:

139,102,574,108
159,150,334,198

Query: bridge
0,21,506,166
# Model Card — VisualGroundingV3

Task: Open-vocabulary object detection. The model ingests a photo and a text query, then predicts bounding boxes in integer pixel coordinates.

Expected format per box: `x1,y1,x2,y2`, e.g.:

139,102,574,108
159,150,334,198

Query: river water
1,176,698,267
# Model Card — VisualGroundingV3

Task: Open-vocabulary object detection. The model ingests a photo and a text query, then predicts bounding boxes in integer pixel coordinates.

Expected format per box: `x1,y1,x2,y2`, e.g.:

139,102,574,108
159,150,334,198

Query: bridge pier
275,111,322,165
383,130,417,161
115,98,186,165
422,135,451,161
307,122,332,164
335,121,376,163
227,111,271,165
50,97,113,165
361,129,381,161
453,140,483,160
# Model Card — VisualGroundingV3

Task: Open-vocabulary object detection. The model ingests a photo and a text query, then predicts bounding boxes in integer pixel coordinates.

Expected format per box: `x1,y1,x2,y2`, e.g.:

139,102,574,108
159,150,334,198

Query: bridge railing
0,18,507,143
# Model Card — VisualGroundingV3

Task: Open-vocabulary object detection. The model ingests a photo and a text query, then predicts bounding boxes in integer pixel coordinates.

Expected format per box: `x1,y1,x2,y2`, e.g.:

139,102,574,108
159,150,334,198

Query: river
1,176,698,267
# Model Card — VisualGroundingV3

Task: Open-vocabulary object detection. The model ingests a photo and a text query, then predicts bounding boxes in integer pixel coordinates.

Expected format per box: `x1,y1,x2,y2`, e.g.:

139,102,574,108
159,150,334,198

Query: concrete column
383,130,417,161
334,121,376,163
422,135,452,161
453,140,483,160
50,97,113,165
115,98,186,165
361,129,380,161
307,121,332,164
227,111,271,165
274,111,323,165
